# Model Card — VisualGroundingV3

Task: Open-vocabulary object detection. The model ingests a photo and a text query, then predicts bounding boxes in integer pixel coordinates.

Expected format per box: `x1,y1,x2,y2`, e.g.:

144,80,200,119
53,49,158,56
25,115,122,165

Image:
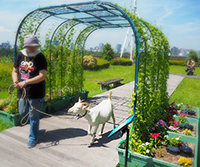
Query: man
186,58,195,75
12,35,47,148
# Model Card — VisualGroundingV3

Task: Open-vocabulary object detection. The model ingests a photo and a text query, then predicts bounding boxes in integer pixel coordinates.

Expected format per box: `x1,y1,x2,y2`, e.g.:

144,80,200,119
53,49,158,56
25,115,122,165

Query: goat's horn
78,97,81,102
82,102,89,106
82,102,89,109
80,99,85,102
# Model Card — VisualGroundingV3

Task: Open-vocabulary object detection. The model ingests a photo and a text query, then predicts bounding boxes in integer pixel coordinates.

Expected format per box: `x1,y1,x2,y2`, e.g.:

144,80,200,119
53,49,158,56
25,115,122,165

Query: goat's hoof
99,133,102,136
88,133,92,136
89,142,94,146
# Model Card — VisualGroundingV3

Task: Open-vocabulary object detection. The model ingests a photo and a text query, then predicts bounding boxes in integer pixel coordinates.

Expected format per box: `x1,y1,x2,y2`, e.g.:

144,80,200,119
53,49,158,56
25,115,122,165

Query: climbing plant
116,6,170,148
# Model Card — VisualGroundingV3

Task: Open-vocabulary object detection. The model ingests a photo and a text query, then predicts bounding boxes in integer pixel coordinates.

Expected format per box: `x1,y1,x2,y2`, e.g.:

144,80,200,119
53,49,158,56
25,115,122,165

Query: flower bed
117,132,198,167
116,104,199,167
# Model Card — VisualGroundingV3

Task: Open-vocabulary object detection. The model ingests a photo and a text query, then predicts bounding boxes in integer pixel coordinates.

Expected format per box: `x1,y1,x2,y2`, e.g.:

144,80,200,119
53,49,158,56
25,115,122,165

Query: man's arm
12,67,20,89
17,70,47,89
187,61,190,68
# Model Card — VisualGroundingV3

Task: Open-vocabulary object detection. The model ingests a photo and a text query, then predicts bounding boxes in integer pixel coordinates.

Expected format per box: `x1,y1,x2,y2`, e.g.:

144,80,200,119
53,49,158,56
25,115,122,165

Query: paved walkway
0,74,184,167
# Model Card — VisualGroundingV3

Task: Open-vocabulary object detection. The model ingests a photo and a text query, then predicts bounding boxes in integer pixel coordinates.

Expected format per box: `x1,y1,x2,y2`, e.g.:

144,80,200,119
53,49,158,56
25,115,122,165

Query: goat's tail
108,92,112,100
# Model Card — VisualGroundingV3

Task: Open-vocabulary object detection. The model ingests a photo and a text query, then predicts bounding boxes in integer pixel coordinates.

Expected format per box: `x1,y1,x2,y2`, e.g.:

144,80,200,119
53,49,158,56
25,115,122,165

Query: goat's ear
78,97,81,102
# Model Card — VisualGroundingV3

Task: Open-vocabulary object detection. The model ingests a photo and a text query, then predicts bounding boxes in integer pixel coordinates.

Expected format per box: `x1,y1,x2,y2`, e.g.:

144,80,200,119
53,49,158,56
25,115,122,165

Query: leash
8,84,81,126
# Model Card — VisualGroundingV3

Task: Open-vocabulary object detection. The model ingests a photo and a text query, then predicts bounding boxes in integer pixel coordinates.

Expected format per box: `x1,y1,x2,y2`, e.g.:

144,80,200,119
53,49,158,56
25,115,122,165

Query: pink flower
152,127,155,131
177,122,180,124
191,106,193,108
173,126,176,128
186,107,188,109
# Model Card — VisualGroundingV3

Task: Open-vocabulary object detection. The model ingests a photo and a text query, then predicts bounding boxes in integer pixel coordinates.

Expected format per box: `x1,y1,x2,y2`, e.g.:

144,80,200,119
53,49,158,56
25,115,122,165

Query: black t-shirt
14,52,47,99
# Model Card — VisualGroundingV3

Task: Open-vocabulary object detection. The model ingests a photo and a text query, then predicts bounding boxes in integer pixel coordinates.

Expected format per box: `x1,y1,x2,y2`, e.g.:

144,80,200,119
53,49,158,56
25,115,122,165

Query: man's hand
16,81,26,89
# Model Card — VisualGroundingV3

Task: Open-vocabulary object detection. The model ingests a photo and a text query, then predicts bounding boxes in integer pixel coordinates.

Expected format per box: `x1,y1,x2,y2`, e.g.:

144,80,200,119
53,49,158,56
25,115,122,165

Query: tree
187,50,198,62
101,43,114,61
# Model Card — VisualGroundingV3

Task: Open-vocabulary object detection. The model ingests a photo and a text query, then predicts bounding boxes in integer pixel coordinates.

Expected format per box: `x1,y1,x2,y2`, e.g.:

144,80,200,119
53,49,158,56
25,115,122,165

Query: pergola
14,1,141,114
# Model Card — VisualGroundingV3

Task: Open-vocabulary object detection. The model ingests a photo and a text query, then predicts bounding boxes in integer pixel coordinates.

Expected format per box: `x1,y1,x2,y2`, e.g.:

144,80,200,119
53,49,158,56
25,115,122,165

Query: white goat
68,92,115,145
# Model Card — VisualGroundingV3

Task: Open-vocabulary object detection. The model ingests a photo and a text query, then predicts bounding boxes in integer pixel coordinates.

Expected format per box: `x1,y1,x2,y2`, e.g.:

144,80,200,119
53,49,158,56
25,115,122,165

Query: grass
170,78,200,107
83,65,135,97
0,119,12,132
169,65,200,76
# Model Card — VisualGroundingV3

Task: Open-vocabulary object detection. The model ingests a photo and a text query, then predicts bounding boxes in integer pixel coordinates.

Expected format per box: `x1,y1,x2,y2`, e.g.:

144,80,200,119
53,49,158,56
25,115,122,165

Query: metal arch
61,22,80,45
14,1,141,114
34,15,52,35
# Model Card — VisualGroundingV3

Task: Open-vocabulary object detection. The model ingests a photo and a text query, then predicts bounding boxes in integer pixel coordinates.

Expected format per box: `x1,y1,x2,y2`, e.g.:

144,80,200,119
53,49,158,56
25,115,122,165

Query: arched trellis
14,1,141,115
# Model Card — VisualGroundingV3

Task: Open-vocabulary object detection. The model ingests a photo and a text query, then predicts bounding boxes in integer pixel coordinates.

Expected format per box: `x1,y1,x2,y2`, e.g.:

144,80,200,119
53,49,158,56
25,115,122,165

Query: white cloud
0,26,13,32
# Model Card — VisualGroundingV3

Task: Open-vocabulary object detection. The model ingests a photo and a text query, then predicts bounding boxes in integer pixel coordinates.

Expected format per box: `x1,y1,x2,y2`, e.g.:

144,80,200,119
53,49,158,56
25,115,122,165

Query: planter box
47,98,71,114
48,91,89,113
0,103,49,126
116,134,198,167
0,110,21,127
180,106,199,118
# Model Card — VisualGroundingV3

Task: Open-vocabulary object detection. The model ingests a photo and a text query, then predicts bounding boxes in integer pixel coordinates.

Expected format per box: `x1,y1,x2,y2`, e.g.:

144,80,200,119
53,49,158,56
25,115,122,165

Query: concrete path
0,74,184,167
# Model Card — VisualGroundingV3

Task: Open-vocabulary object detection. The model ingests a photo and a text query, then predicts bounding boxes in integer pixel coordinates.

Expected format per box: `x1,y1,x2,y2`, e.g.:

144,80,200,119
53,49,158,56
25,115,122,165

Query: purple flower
152,127,155,131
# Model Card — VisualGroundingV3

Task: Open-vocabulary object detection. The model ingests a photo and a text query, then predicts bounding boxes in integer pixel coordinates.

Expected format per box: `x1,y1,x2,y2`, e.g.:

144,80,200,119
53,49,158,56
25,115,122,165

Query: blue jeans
19,98,44,141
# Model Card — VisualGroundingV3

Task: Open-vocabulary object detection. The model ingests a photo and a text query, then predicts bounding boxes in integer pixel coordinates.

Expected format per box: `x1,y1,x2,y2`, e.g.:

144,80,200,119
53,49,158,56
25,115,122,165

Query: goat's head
68,97,89,114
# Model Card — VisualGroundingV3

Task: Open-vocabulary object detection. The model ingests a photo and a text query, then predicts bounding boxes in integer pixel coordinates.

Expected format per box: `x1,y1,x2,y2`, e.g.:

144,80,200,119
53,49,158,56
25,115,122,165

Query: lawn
170,77,200,107
83,65,135,97
169,65,200,76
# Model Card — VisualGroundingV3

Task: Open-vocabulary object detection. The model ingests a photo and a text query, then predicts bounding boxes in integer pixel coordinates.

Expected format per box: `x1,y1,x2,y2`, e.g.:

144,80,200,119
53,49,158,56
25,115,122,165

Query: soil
178,123,196,137
154,143,195,167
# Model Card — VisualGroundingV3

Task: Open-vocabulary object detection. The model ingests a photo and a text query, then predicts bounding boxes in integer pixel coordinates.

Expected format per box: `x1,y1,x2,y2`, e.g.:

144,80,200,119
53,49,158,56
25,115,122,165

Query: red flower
158,140,161,142
151,133,160,138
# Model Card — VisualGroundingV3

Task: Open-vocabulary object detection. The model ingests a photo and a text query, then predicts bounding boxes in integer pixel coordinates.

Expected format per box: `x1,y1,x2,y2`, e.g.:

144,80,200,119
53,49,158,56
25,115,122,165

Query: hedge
111,57,132,66
95,59,110,70
168,60,185,66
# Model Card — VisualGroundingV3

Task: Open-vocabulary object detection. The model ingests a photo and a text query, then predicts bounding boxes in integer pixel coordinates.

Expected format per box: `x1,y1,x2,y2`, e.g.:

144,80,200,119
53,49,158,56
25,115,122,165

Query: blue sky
0,0,200,50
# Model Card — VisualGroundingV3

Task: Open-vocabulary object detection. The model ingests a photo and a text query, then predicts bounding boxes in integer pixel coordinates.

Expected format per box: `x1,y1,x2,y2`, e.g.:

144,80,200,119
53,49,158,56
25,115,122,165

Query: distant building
115,44,122,53
94,46,99,52
89,47,93,51
0,41,11,49
171,47,179,56
99,43,104,52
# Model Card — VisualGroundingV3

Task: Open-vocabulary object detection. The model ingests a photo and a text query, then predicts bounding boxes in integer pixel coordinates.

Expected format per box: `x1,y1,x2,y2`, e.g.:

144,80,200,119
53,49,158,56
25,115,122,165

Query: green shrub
169,60,185,66
83,55,97,70
0,64,13,92
101,43,114,61
111,58,132,66
95,59,110,70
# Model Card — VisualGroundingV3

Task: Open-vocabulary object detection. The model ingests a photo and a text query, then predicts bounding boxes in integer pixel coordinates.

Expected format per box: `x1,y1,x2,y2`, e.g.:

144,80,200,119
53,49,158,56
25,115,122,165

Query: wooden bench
98,78,124,90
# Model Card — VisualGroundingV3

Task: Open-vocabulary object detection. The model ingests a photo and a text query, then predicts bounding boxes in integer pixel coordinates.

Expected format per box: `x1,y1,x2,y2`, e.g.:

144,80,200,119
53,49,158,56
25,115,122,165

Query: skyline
0,0,200,50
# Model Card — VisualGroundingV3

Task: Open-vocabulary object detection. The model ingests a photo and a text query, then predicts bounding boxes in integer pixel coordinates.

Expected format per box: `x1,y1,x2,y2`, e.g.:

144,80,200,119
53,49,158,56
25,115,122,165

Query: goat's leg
88,124,92,136
99,123,105,136
90,124,99,145
112,112,116,129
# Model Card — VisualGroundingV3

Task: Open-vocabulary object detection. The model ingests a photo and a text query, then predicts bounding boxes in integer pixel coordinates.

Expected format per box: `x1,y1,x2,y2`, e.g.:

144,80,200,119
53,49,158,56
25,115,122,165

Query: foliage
187,50,198,62
178,157,192,166
0,63,13,92
95,59,110,70
115,6,170,145
83,55,97,70
183,129,192,136
101,43,114,61
169,60,185,66
129,134,155,157
158,146,163,157
3,90,18,114
164,135,181,147
0,119,12,132
111,58,132,66
178,115,187,124
0,48,13,57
